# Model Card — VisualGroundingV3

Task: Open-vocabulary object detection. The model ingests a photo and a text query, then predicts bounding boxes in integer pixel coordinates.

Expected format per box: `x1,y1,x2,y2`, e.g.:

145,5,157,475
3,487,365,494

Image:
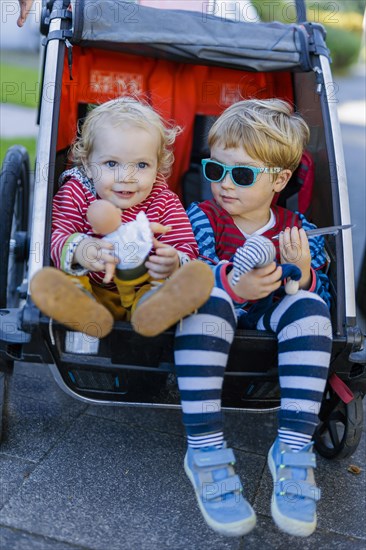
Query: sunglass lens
232,167,254,186
204,161,225,182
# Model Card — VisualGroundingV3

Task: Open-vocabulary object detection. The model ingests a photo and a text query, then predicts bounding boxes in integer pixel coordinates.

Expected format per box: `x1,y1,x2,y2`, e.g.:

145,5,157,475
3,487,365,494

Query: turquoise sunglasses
201,159,282,187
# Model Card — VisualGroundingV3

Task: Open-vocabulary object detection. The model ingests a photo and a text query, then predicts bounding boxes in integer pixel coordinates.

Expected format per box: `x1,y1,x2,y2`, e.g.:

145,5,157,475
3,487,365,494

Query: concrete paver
0,526,86,550
0,455,36,508
0,362,365,549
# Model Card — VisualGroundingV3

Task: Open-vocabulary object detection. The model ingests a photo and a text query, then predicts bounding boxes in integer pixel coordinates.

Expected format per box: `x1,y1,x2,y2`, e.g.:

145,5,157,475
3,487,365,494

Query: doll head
87,200,122,235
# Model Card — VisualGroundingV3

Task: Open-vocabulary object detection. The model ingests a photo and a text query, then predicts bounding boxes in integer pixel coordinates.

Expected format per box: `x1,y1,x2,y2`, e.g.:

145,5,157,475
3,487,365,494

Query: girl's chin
111,192,137,206
113,191,135,199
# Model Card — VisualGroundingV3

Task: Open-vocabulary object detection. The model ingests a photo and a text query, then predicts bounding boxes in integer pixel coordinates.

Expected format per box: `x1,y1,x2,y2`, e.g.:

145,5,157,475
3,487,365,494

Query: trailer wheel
0,360,13,443
0,145,30,308
0,371,5,442
0,145,30,443
314,387,364,459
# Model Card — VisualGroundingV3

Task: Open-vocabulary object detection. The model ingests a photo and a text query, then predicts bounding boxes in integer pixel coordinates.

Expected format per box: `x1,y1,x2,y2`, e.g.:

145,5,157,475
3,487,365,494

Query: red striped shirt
199,200,301,262
51,173,198,289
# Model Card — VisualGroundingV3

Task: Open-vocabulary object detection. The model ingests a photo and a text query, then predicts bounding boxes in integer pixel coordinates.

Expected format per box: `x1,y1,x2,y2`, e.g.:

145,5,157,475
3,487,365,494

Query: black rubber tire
0,372,5,443
0,146,30,441
0,145,30,308
0,359,13,443
314,387,364,459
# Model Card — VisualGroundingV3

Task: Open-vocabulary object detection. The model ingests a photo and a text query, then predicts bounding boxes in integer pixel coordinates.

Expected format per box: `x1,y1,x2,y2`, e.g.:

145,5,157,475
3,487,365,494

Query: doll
87,200,170,307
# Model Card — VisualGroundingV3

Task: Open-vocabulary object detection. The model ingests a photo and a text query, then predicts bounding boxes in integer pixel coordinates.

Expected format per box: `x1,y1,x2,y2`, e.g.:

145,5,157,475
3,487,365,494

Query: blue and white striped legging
174,287,332,450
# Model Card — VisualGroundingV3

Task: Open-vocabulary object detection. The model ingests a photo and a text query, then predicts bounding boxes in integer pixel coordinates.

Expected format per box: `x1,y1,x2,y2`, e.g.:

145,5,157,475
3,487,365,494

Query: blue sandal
184,444,256,537
268,437,321,537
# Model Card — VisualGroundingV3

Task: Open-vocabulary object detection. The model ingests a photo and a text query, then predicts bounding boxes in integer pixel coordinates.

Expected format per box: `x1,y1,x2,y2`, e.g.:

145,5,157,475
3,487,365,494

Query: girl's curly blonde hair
71,96,182,177
208,98,310,173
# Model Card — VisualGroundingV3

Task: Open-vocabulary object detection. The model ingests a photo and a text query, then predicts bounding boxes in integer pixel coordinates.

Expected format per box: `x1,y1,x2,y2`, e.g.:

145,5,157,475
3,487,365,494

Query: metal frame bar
27,0,66,289
319,55,356,322
295,0,307,23
47,363,281,412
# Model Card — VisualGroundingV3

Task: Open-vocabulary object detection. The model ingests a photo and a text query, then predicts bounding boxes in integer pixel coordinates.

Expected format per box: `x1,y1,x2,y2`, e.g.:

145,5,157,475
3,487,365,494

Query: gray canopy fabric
69,0,325,72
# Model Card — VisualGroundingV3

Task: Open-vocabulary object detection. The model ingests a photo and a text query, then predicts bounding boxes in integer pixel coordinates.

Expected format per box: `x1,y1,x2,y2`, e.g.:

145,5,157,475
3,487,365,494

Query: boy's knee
293,291,332,339
290,290,329,311
299,290,330,317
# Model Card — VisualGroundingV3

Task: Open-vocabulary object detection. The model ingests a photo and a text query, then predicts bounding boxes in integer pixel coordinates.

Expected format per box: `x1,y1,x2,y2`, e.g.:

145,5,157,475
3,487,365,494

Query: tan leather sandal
131,262,214,337
30,267,114,338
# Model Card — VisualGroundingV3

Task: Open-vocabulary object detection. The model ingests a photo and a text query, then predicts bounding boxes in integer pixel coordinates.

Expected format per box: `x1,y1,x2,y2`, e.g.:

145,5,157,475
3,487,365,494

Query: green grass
0,63,40,109
0,137,37,169
1,62,39,167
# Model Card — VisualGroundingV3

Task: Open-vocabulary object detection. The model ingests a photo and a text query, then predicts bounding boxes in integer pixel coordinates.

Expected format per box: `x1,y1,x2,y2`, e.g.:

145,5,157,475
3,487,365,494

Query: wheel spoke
328,420,340,448
331,409,346,424
316,421,327,436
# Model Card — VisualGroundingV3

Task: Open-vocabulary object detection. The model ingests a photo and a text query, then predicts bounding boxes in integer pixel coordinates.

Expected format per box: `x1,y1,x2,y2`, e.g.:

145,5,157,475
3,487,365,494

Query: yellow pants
71,272,154,322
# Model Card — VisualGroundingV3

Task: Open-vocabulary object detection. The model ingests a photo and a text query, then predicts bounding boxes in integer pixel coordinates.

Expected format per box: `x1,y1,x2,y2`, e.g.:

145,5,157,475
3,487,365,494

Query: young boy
174,99,332,537
30,97,213,337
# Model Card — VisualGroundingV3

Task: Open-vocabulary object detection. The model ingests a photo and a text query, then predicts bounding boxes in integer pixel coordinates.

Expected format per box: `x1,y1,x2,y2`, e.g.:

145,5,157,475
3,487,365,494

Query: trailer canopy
69,0,328,72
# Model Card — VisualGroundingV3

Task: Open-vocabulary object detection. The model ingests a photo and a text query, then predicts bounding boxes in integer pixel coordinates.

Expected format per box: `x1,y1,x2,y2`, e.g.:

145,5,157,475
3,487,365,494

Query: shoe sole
184,454,256,537
131,262,215,337
30,267,114,338
268,443,317,537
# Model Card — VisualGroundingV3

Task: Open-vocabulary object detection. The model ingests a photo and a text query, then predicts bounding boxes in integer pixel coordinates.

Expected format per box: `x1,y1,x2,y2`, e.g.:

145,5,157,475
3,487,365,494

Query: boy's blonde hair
208,99,310,173
71,97,181,177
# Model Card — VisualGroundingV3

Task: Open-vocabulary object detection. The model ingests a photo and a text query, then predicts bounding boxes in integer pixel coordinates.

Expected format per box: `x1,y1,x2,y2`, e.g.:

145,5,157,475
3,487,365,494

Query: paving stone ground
0,362,365,550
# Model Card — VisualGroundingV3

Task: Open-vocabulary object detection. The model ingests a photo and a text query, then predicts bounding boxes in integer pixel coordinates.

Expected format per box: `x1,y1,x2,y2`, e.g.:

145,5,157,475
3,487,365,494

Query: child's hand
149,222,172,235
73,237,119,282
145,240,180,279
279,227,312,289
17,0,34,27
228,262,282,301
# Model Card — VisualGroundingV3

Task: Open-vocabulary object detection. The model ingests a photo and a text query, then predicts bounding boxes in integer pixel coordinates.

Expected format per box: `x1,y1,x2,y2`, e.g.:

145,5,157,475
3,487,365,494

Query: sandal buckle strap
193,447,236,468
202,474,243,501
277,480,321,501
280,451,317,469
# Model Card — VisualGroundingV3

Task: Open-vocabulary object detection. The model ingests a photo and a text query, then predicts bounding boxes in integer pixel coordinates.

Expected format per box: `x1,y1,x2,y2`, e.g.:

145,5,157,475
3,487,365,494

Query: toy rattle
231,234,301,295
231,234,302,329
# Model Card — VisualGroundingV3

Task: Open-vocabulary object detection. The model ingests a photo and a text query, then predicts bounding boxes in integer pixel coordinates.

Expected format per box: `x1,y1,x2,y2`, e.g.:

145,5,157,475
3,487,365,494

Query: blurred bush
309,8,364,32
325,25,363,70
250,0,364,72
306,0,365,15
